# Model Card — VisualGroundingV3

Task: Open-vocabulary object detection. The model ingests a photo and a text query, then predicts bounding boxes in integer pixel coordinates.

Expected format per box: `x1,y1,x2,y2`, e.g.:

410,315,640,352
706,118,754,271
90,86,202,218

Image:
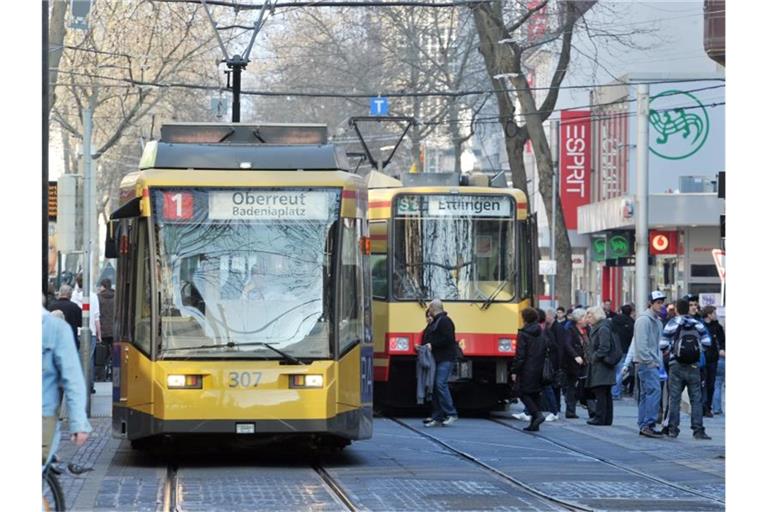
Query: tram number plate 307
227,371,262,388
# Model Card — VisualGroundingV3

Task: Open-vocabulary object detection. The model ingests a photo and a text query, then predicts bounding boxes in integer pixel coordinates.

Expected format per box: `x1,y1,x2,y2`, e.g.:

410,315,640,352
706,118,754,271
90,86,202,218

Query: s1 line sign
560,110,592,230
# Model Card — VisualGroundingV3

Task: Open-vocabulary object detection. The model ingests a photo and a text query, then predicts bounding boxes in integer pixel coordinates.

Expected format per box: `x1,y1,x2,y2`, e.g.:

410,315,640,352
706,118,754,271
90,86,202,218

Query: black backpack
673,320,702,364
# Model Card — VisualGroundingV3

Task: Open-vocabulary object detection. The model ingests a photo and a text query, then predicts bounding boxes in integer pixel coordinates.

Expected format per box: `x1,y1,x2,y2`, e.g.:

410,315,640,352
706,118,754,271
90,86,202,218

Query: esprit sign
649,230,678,255
560,111,591,229
208,191,330,220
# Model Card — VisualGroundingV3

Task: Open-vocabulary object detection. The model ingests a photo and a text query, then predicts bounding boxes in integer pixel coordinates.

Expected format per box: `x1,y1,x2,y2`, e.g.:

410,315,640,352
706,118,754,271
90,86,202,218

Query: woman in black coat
561,308,588,419
585,306,616,426
512,307,548,431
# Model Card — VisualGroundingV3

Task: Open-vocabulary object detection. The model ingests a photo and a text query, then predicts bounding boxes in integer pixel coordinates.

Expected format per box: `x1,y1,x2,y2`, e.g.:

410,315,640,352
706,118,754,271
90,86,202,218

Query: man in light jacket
633,291,666,438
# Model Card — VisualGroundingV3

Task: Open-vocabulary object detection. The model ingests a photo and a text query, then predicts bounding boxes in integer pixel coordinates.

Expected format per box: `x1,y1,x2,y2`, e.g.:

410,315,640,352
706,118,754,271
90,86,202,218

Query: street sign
591,237,606,261
699,293,722,307
606,230,634,259
369,96,389,116
712,249,725,281
539,260,557,275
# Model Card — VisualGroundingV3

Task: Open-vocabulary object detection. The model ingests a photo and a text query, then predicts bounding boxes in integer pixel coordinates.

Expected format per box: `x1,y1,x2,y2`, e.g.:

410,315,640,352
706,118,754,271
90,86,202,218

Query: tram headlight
498,338,513,353
167,374,203,389
290,374,324,388
388,336,410,353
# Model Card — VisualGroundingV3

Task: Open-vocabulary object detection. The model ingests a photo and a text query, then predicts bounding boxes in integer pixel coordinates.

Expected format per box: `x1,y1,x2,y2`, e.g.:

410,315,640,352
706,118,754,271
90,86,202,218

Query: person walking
701,306,724,417
43,305,92,464
422,299,459,427
543,309,565,421
562,308,588,419
611,304,636,399
512,307,548,431
660,298,712,440
585,306,616,426
97,278,116,381
633,291,666,438
47,284,82,350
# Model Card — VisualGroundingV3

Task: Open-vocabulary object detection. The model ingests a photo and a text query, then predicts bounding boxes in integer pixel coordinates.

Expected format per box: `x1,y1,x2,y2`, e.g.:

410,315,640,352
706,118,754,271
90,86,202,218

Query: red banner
560,111,592,230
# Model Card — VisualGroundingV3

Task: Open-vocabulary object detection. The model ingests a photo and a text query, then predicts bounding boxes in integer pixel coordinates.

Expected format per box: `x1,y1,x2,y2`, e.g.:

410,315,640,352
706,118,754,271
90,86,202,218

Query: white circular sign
651,234,669,252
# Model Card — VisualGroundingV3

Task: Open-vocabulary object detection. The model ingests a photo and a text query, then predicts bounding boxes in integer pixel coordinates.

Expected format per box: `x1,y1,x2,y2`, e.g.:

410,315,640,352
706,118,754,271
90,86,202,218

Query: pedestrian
562,308,588,419
47,284,82,349
633,291,666,438
421,299,459,427
97,278,116,381
43,303,92,464
556,306,567,325
659,298,712,439
543,309,565,421
701,305,724,417
584,306,616,426
602,299,616,319
712,325,726,415
686,294,702,320
511,307,548,431
72,274,102,393
611,303,635,399
664,304,677,326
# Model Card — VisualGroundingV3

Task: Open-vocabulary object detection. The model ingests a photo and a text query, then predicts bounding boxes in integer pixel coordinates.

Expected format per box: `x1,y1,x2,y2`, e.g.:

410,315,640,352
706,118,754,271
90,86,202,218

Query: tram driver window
339,219,364,354
133,221,153,355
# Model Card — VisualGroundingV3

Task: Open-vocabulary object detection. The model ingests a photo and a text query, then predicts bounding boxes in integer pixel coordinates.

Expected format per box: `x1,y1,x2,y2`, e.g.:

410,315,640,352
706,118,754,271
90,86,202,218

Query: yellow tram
105,123,373,449
367,172,536,411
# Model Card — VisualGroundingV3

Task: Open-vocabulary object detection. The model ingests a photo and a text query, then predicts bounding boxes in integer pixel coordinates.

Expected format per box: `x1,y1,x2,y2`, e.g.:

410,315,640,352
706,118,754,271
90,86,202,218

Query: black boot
523,413,545,432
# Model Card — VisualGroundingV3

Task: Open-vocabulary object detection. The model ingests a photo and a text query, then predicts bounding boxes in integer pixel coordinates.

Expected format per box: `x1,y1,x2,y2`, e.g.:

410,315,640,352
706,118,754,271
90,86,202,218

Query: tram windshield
392,194,516,302
151,188,340,359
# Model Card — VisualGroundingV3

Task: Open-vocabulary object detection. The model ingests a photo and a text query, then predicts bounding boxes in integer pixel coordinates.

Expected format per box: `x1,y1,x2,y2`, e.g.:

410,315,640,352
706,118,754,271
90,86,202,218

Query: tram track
387,416,593,512
161,464,179,512
488,417,725,506
313,464,358,511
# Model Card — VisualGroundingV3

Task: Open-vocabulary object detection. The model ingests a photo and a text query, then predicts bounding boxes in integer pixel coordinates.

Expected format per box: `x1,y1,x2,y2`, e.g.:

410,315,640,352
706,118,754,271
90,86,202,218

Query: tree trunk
48,1,68,115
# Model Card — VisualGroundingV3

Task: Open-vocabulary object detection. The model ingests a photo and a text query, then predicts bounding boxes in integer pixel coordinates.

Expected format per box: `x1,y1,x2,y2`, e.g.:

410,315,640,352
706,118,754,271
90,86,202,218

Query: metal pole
80,96,94,417
550,120,559,306
232,63,241,122
43,0,49,296
635,84,650,311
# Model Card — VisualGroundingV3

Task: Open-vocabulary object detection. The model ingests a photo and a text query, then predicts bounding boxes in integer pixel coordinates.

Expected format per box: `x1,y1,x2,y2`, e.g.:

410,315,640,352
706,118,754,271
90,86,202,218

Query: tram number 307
228,371,262,388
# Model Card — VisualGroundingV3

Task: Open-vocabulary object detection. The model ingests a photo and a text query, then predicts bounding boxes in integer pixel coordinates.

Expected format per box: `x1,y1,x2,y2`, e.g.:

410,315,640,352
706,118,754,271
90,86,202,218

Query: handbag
542,343,555,386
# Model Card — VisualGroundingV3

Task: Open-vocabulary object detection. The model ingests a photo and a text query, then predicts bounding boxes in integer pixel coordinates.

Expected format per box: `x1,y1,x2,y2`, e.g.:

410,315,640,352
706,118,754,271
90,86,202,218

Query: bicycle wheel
42,468,65,512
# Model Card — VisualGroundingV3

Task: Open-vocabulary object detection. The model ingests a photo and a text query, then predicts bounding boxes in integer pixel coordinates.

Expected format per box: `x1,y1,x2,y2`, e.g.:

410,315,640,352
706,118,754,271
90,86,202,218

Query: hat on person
649,290,666,302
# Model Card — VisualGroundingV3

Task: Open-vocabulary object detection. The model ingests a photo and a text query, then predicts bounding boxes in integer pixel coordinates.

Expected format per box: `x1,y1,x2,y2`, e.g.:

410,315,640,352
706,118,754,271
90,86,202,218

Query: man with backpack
659,298,712,440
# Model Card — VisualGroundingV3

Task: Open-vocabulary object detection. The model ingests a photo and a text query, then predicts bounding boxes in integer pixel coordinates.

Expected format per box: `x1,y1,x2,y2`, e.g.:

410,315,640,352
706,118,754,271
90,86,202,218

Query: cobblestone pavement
50,385,725,511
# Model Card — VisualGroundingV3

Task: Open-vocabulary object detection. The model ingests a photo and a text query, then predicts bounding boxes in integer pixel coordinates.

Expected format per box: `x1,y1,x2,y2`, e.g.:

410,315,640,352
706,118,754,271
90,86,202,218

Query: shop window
691,264,719,278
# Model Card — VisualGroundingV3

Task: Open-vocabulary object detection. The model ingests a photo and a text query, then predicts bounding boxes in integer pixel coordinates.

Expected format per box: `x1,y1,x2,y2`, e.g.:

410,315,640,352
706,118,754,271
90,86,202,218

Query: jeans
636,363,661,429
702,360,718,413
712,358,725,414
667,361,704,433
612,353,628,398
431,361,458,420
542,385,560,414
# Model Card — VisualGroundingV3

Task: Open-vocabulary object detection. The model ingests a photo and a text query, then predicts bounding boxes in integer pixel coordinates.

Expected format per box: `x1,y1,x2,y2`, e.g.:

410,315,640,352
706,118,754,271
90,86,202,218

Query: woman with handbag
585,306,616,426
562,308,589,419
512,307,548,432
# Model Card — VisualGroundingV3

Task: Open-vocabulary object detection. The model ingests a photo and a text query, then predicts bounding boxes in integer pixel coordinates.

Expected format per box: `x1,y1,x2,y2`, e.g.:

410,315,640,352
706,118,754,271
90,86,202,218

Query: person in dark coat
701,305,725,417
611,304,635,399
422,299,459,427
562,308,588,418
512,307,548,431
585,306,617,425
47,284,82,350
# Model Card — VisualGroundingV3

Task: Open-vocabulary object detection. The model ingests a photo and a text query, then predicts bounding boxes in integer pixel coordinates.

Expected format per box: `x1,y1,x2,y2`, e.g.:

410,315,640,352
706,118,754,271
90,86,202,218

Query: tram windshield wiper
480,273,516,311
160,341,305,364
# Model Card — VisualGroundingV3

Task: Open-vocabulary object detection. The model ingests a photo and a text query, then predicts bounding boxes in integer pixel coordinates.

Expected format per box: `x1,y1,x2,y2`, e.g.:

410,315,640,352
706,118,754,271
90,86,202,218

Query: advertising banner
560,110,592,229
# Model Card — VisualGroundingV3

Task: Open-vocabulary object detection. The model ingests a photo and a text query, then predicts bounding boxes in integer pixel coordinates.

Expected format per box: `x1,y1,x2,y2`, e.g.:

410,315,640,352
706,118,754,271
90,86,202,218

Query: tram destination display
396,194,513,218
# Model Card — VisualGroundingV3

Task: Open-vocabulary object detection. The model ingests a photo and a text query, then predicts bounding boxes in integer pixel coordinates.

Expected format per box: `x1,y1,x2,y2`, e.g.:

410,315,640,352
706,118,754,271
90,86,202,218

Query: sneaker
667,428,680,438
693,430,712,440
422,417,434,424
544,413,558,422
639,426,663,438
442,416,458,426
512,412,532,422
424,419,443,427
565,412,579,419
704,410,714,418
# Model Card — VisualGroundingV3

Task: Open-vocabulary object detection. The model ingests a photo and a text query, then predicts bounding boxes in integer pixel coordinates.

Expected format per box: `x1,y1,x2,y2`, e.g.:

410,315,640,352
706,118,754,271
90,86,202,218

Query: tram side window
133,220,153,355
371,254,387,299
339,218,364,354
518,221,531,300
115,219,136,341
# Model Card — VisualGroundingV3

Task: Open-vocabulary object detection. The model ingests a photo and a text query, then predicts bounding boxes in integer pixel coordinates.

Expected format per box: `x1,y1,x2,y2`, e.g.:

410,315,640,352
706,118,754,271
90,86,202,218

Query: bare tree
471,0,596,304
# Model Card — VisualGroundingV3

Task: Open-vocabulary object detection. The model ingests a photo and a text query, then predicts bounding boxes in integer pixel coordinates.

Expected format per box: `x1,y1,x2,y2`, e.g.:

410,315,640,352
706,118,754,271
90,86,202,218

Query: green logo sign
606,232,633,259
649,90,710,160
592,238,606,262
